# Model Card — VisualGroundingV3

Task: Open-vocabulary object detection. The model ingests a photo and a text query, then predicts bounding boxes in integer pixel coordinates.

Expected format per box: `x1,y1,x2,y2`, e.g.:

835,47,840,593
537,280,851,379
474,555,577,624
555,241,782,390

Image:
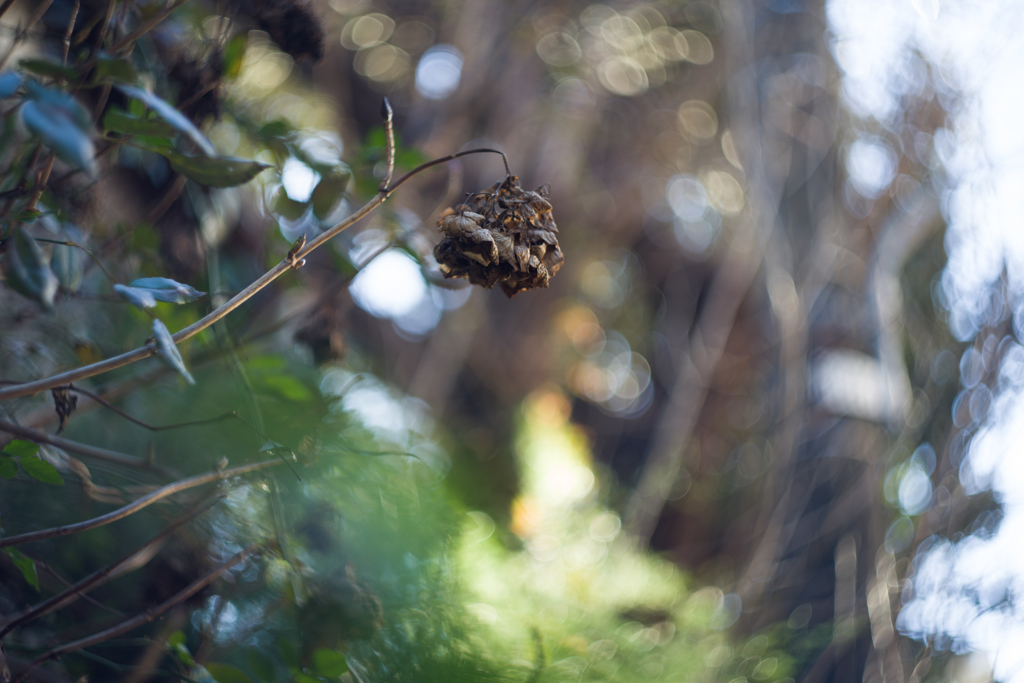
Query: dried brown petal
433,175,564,297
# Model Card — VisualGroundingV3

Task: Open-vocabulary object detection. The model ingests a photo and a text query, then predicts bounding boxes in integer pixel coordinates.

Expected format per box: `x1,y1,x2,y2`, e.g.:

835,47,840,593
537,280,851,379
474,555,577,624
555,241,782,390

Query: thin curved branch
0,459,282,548
12,544,259,683
0,148,510,403
0,418,173,475
0,498,217,638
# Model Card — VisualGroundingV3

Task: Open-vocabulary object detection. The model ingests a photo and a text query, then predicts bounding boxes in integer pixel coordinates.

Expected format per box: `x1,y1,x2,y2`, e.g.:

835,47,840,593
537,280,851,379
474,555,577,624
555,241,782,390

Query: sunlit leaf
21,100,96,175
222,34,247,79
3,227,60,311
3,548,39,590
103,108,176,137
274,187,308,220
127,277,206,304
0,71,24,98
19,455,64,485
113,283,157,309
310,168,350,220
260,375,313,402
152,318,195,385
0,456,17,479
311,649,348,678
156,148,269,188
2,440,39,458
19,59,79,81
118,84,215,154
93,54,138,84
205,663,252,683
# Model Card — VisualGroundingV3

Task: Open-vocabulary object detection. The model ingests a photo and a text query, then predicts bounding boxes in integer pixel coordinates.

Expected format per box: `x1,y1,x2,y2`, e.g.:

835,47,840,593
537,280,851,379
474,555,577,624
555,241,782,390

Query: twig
378,98,394,191
34,562,125,616
94,0,117,50
61,1,81,66
11,544,259,683
0,459,281,548
0,418,173,474
0,499,216,638
68,385,237,431
0,148,509,402
0,0,55,71
32,238,117,284
108,0,192,55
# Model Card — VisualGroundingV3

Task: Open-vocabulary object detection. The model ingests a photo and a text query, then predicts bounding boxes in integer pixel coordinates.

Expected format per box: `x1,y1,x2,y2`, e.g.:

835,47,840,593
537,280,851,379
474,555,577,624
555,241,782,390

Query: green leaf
274,188,308,220
3,548,40,590
0,456,17,479
127,277,206,304
206,663,252,683
292,673,320,683
103,108,176,137
246,649,276,682
19,455,64,485
0,71,23,98
21,99,95,174
152,318,195,385
19,59,79,81
93,54,138,84
3,440,40,458
157,149,269,188
310,168,350,220
3,227,59,311
311,649,347,678
222,34,248,80
118,84,215,154
168,631,195,666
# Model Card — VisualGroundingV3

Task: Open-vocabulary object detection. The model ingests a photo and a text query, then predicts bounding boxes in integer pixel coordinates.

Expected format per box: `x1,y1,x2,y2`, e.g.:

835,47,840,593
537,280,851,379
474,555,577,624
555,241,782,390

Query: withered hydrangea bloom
433,175,564,297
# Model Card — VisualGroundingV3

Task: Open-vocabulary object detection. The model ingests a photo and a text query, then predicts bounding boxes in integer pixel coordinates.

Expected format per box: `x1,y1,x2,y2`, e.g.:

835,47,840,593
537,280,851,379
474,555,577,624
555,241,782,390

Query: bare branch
0,418,173,474
0,499,216,638
0,0,55,71
108,0,192,55
0,148,511,402
12,544,259,683
0,459,282,548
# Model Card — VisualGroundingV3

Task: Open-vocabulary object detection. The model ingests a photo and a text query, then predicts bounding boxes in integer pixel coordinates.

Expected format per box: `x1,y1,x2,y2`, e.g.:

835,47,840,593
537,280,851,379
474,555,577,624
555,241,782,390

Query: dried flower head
433,175,563,297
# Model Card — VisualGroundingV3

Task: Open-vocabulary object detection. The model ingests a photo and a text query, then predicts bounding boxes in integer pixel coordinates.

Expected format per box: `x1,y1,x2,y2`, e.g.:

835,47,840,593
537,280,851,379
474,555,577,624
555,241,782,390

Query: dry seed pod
433,175,563,297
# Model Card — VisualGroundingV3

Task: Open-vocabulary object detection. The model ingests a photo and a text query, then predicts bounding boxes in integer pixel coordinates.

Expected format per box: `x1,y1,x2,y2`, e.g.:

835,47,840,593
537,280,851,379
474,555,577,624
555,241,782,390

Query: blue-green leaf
3,227,59,311
3,548,39,590
0,71,23,98
21,99,96,174
24,80,91,130
51,226,85,293
128,277,206,304
157,148,269,188
19,455,64,485
118,84,215,154
152,319,195,385
113,283,157,309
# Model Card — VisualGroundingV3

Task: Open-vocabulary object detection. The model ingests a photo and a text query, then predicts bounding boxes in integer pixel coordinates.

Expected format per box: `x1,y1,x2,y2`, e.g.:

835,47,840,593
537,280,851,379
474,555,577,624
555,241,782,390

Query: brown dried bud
433,176,563,297
51,385,78,434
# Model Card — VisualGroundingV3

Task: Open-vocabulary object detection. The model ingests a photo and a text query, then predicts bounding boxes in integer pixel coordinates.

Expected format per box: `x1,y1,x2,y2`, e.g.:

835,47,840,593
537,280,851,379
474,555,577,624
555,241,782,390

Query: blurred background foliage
0,0,1012,682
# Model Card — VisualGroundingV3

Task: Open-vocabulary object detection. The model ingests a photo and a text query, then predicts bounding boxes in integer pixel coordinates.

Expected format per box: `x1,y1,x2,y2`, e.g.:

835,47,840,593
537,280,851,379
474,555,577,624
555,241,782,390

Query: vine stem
0,146,508,402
